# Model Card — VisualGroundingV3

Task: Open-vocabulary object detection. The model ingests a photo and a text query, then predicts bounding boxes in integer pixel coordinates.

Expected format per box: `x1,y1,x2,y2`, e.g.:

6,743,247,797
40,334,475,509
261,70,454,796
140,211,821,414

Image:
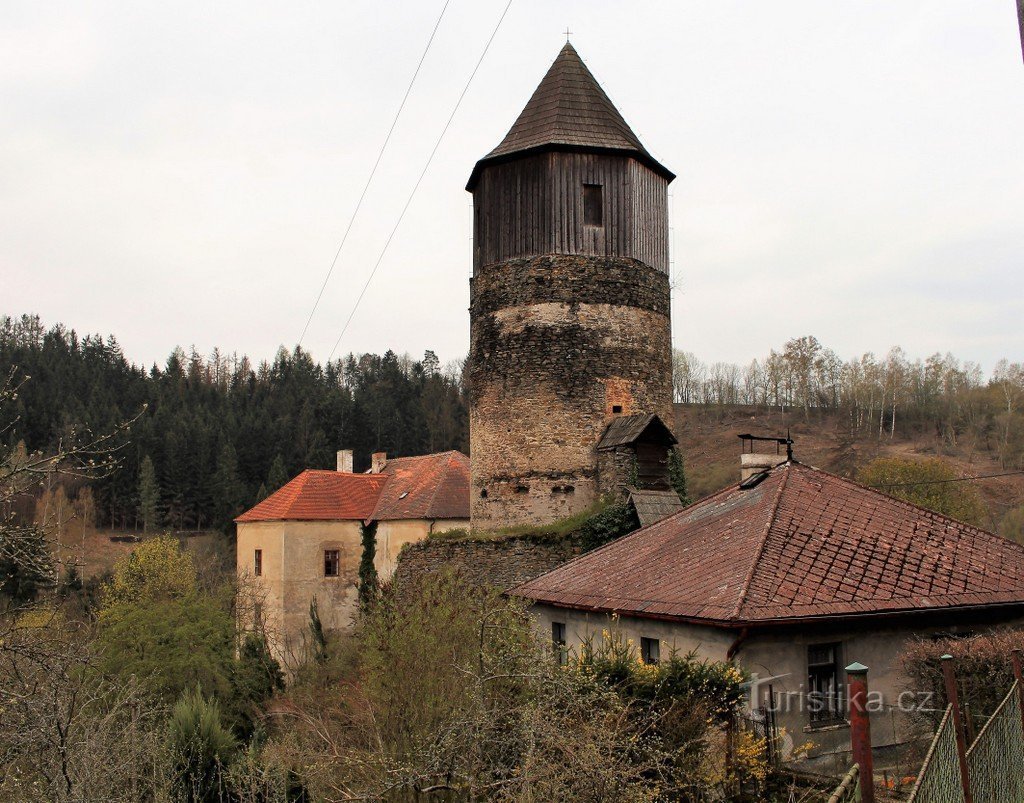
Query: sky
2,1,1022,373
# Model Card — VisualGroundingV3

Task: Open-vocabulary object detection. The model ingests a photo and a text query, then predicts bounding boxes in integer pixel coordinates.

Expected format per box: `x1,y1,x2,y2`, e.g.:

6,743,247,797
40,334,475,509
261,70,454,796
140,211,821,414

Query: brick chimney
336,449,353,473
738,434,792,481
370,452,387,474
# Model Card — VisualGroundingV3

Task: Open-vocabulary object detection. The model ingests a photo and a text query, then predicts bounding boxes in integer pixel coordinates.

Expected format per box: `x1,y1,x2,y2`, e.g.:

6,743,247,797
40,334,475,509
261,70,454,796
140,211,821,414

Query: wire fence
907,682,1024,803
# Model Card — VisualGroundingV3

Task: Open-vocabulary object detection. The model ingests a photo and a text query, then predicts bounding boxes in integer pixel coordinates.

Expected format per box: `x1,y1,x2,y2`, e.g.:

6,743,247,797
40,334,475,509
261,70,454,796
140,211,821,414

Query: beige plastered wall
238,517,468,662
237,519,362,662
530,603,1024,764
373,518,466,578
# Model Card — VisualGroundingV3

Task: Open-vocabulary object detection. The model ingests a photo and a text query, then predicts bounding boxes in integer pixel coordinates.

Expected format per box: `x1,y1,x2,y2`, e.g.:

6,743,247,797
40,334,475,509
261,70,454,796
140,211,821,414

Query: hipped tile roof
370,451,470,521
513,462,1024,625
467,43,673,189
235,471,387,523
235,451,470,524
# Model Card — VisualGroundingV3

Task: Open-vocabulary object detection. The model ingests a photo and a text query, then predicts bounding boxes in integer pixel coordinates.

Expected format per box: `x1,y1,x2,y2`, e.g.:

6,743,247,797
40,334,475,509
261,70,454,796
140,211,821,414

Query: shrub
899,629,1024,731
169,687,237,803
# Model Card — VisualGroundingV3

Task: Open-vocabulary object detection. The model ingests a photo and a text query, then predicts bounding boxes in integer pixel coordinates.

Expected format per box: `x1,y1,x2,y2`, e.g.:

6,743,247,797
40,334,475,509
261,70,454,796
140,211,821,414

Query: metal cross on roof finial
564,27,572,41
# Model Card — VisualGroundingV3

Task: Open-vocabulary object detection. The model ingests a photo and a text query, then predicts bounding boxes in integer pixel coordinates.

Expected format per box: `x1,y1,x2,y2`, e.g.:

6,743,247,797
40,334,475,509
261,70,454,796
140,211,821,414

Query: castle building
467,43,676,529
235,450,469,660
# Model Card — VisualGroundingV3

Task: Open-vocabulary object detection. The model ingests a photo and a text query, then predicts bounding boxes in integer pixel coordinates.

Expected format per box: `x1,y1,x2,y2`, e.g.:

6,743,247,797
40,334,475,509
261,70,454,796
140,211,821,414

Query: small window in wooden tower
583,184,603,227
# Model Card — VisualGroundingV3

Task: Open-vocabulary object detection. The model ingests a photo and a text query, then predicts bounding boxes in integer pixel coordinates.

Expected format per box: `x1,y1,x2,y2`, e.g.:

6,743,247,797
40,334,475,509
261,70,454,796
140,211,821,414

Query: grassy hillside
674,403,1024,533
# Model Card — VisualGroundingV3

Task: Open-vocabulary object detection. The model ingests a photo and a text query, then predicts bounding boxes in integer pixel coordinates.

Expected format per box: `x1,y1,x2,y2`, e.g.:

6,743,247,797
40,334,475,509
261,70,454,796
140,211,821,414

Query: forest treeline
0,315,468,532
673,335,1024,468
4,315,1023,533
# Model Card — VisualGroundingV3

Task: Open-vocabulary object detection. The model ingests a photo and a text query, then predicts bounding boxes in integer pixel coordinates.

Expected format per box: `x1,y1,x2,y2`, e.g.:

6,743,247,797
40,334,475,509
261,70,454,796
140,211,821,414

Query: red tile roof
513,462,1024,625
371,451,470,521
235,471,387,523
235,451,470,524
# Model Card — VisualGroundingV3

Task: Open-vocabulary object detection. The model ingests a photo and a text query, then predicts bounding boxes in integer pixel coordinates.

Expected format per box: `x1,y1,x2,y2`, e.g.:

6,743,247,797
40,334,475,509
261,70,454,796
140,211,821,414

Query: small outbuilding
513,458,1024,764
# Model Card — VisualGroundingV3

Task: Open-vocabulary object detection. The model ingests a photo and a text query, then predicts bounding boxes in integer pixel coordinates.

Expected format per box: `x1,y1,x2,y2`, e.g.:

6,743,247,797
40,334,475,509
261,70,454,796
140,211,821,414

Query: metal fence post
1012,648,1024,737
941,654,974,803
846,662,875,803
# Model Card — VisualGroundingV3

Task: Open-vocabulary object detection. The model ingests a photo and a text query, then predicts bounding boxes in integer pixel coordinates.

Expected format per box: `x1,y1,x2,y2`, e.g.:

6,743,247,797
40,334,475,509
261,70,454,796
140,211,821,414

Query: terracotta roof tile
235,451,470,524
235,471,386,522
512,462,1024,624
371,451,470,521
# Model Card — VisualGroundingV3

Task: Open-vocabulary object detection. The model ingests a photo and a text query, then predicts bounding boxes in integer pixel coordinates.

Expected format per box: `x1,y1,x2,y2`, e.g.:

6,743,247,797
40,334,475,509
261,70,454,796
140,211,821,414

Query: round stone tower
467,42,674,530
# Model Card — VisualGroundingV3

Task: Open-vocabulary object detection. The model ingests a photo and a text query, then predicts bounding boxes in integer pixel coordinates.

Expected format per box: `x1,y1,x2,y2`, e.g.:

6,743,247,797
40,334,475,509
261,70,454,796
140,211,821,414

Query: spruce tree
138,455,160,533
266,454,288,493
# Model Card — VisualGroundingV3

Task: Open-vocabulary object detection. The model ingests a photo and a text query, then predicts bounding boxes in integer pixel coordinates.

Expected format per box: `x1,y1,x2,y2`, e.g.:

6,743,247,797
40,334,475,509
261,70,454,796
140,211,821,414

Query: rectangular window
807,642,843,725
583,183,603,227
324,549,340,578
552,621,567,666
254,549,262,577
641,637,660,665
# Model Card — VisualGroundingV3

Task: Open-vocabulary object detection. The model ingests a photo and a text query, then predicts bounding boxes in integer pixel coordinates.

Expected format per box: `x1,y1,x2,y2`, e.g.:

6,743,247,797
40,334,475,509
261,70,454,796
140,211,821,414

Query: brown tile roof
235,471,387,522
370,451,470,521
513,462,1024,625
628,488,685,527
235,451,470,524
467,43,673,189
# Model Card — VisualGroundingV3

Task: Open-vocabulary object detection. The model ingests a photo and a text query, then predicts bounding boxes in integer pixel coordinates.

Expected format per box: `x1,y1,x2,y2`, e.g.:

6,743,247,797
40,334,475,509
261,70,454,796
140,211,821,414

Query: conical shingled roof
513,462,1024,625
467,43,672,189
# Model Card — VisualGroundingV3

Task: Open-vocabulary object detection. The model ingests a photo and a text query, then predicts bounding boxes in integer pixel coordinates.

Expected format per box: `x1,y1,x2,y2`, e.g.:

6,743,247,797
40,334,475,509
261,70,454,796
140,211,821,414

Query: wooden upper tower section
467,43,674,273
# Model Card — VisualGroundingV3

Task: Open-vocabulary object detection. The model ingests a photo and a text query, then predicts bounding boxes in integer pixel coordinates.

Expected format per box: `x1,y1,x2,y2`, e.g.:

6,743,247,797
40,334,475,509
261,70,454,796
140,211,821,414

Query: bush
169,687,237,803
899,629,1024,731
857,457,988,527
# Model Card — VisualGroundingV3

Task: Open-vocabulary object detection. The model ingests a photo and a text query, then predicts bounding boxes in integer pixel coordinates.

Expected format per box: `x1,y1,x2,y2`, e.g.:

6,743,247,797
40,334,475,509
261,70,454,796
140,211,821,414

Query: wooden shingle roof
513,462,1024,626
597,413,677,450
467,42,673,189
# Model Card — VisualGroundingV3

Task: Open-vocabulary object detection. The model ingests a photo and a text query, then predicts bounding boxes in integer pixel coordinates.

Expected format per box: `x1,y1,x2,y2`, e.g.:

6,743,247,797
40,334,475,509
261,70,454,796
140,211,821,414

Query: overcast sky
3,1,1022,373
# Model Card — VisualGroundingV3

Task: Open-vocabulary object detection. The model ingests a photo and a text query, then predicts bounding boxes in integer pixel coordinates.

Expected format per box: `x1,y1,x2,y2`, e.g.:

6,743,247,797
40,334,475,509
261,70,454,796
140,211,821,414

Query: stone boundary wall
393,534,583,593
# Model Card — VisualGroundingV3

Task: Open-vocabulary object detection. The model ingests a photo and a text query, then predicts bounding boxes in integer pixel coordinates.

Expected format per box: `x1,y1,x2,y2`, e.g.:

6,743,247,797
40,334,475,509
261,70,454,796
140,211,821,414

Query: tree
212,443,245,529
856,457,988,527
1000,505,1024,544
138,455,160,532
265,455,288,495
99,534,197,615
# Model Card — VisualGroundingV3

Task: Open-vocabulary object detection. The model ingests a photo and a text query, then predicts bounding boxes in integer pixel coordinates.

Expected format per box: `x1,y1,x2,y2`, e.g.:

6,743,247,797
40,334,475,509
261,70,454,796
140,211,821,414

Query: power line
327,0,515,363
296,0,451,348
870,470,1024,489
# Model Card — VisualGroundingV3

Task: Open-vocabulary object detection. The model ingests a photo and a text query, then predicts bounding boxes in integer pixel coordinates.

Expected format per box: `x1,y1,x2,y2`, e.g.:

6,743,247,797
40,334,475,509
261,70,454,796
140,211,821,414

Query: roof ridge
731,464,791,620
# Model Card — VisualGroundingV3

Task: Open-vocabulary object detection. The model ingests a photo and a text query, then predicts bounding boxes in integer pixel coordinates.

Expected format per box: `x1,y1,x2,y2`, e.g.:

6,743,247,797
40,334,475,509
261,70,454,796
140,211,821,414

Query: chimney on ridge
337,449,354,473
738,434,793,481
370,452,387,474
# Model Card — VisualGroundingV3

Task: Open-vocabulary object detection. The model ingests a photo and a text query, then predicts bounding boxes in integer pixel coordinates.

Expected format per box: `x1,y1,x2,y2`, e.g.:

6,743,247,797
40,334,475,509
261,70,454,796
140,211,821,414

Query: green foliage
668,446,691,505
857,456,988,526
97,593,236,705
0,524,52,604
307,597,326,664
575,499,640,552
1000,504,1024,544
0,314,468,531
265,455,288,496
100,534,197,617
231,633,285,739
169,687,237,803
138,454,160,532
212,442,245,530
357,521,379,611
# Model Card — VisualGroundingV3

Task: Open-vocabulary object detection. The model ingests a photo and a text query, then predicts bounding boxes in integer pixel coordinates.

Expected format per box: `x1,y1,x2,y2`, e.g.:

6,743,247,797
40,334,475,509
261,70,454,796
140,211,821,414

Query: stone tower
467,43,674,529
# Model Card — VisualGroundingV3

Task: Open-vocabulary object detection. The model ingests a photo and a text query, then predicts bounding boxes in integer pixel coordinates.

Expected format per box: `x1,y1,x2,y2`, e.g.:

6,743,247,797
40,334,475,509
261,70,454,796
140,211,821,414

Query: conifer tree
138,455,160,533
266,454,288,494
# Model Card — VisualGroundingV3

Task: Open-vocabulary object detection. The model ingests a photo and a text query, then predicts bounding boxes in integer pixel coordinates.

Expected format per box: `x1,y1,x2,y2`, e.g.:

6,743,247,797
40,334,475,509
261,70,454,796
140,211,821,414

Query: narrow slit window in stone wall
583,184,603,227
